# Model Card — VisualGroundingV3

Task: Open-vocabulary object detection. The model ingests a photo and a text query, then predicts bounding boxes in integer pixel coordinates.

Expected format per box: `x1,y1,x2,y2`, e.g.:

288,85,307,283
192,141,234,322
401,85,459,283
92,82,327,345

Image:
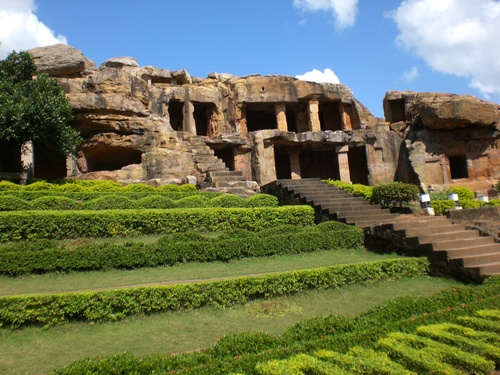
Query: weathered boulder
410,93,499,129
28,44,89,77
100,57,139,69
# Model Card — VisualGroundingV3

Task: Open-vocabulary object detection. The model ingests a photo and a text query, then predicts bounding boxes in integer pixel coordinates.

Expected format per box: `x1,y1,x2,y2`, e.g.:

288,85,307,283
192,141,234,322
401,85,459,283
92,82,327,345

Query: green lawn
0,249,398,296
0,276,463,375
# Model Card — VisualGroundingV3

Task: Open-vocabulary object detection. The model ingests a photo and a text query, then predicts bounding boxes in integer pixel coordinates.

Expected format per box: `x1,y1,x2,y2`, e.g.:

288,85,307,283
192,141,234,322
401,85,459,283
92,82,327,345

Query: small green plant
371,182,419,208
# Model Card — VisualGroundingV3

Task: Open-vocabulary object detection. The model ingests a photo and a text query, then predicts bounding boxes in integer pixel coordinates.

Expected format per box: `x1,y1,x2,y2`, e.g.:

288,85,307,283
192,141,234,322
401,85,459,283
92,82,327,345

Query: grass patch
0,276,463,375
0,250,397,296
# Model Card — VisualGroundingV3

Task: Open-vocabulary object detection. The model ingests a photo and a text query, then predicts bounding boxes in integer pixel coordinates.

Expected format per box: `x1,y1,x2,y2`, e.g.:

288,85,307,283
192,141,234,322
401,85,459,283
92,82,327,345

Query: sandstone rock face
28,44,89,77
384,91,500,193
25,45,500,193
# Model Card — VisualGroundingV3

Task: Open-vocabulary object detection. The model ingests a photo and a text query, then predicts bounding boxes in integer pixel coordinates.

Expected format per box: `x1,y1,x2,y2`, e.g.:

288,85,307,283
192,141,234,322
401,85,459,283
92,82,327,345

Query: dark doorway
0,141,22,174
299,149,340,180
319,101,343,131
168,100,184,131
193,102,215,136
85,146,142,172
213,147,234,171
449,155,469,179
246,103,277,131
285,109,298,133
390,99,406,123
274,147,292,179
348,146,369,185
33,142,67,180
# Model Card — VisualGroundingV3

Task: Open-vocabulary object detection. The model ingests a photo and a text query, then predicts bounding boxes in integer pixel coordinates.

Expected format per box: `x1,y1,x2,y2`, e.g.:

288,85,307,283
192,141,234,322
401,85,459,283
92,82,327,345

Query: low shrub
55,184,85,192
460,199,483,209
450,186,474,201
0,195,32,211
121,183,155,192
157,183,197,192
0,181,22,191
84,195,138,210
0,206,315,241
31,196,84,211
371,182,419,208
325,180,373,201
209,194,245,208
84,181,122,192
24,181,53,191
244,194,279,208
430,200,456,215
136,195,176,209
175,195,211,208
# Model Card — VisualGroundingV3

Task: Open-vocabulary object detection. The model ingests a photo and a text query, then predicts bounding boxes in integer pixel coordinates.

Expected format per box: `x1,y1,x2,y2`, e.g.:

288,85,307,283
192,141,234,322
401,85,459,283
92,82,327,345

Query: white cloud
402,66,419,82
293,0,359,30
0,0,67,59
296,68,340,84
388,0,500,100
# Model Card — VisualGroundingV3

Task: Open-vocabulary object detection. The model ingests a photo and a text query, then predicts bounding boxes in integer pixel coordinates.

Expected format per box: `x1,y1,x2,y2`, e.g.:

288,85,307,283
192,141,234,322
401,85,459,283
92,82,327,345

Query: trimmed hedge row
0,206,315,241
0,193,278,210
0,223,365,275
0,257,429,328
0,190,221,201
51,277,500,375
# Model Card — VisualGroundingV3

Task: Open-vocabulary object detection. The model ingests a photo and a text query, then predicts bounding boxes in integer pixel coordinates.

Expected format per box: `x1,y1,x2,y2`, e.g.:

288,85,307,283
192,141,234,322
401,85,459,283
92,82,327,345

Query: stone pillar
307,100,321,132
184,101,196,135
275,103,288,131
336,145,351,183
252,134,276,185
289,150,301,180
234,147,252,181
441,159,450,184
20,141,34,185
239,107,248,134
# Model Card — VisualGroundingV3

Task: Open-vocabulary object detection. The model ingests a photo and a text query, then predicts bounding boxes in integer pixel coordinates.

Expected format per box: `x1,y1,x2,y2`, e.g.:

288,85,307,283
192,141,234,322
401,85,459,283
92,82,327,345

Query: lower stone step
404,224,466,237
478,262,500,276
430,236,495,251
417,229,481,244
440,244,500,258
459,251,500,267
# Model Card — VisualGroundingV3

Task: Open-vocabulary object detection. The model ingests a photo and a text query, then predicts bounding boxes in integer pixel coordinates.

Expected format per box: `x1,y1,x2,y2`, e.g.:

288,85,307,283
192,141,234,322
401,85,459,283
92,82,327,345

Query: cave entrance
449,154,469,179
319,101,343,131
274,147,292,179
246,103,277,132
168,100,184,131
0,141,22,176
390,99,406,123
212,147,235,171
299,149,340,180
193,102,217,136
348,146,369,185
33,142,67,180
85,146,142,172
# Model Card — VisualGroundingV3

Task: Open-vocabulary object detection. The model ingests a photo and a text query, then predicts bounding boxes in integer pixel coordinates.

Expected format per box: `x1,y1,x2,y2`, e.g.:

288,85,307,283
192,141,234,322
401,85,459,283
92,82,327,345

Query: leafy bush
209,194,245,208
0,195,32,211
31,196,84,211
121,183,155,192
325,180,373,201
55,184,85,192
0,181,22,191
450,186,474,201
460,199,483,209
244,194,279,207
430,200,456,216
84,195,138,210
175,195,211,208
84,181,122,192
136,195,176,209
157,183,197,192
371,182,419,208
23,181,53,191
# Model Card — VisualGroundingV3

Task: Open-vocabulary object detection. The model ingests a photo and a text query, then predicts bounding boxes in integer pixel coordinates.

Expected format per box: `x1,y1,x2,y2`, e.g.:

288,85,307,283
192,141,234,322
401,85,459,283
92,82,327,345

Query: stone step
392,216,450,231
478,263,500,276
295,192,352,200
439,244,500,258
207,170,243,178
344,213,397,224
215,181,259,189
351,218,400,228
418,229,481,244
324,204,383,213
459,251,500,267
211,175,245,183
403,224,467,237
429,236,495,251
277,178,322,185
196,162,226,171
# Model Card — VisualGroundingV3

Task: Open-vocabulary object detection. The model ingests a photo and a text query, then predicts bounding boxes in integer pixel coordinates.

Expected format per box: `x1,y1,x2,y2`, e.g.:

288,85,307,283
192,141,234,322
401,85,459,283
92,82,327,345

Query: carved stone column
308,100,321,132
275,103,288,131
336,145,351,183
289,150,301,180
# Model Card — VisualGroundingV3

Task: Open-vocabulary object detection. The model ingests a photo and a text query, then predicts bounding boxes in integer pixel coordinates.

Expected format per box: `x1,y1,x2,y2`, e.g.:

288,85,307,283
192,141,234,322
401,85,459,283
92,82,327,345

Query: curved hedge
0,257,429,328
0,206,315,241
50,277,500,375
0,224,364,275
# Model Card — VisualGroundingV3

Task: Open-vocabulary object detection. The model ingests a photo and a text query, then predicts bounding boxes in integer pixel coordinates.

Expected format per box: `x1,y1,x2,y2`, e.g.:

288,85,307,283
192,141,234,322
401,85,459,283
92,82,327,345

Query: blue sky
1,0,499,118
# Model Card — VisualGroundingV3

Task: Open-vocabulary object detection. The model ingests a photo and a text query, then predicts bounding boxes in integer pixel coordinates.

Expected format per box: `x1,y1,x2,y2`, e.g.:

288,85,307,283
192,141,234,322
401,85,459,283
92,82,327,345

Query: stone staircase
177,132,258,196
265,178,500,281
